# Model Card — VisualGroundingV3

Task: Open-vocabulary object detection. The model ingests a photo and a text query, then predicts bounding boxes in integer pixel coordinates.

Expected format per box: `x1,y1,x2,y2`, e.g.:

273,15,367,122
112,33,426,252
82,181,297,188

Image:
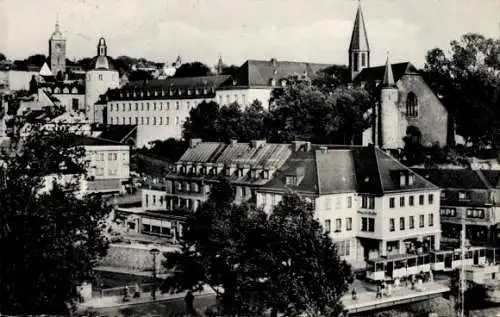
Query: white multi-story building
256,143,441,269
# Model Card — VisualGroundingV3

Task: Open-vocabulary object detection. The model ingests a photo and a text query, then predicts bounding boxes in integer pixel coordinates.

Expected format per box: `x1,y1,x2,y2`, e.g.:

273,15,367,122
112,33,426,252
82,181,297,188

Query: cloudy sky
0,0,499,68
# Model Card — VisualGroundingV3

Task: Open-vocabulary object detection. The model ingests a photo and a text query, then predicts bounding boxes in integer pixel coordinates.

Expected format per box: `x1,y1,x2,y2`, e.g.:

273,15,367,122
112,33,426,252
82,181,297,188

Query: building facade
48,21,66,77
413,168,500,246
85,38,120,124
349,4,450,150
256,144,441,268
104,76,229,147
117,138,292,239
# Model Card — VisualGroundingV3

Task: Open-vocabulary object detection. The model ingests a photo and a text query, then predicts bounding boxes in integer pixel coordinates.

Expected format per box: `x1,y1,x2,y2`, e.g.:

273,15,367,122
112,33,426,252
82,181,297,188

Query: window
406,92,418,117
145,194,149,207
419,195,424,205
347,196,352,208
72,98,79,111
146,102,150,111
187,101,191,109
361,53,366,67
428,213,434,226
361,195,374,209
153,117,156,125
409,195,414,206
98,74,103,80
128,117,132,124
325,198,331,210
152,195,156,205
419,214,425,228
122,117,125,124
115,104,119,111
159,117,163,125
176,116,179,125
409,216,415,229
153,102,157,111
135,117,138,125
400,196,405,207
128,103,132,111
335,218,342,232
336,240,351,257
335,197,341,209
400,174,406,186
141,117,144,125
346,217,352,231
324,220,331,233
441,191,446,199
389,197,395,208
459,192,471,201
285,176,297,186
428,194,434,204
166,117,170,125
400,217,405,230
467,208,485,218
110,117,113,124
176,101,180,110
389,218,395,232
146,117,150,125
135,103,138,111
361,217,373,232
122,103,126,111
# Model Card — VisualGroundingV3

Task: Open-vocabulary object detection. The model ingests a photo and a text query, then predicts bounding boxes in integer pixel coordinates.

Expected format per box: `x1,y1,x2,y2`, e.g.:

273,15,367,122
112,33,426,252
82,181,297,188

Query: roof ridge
372,147,385,194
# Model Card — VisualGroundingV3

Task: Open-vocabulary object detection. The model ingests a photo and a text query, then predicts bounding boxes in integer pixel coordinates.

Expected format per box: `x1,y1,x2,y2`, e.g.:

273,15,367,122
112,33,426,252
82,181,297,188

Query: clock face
55,43,63,52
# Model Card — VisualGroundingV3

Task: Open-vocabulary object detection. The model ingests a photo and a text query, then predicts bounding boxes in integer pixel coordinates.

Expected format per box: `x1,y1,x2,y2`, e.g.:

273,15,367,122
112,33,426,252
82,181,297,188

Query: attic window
187,89,192,95
169,90,173,96
195,89,199,95
154,90,158,96
408,175,415,186
285,175,297,186
203,88,207,94
263,170,270,179
281,80,287,87
459,192,471,201
400,174,406,186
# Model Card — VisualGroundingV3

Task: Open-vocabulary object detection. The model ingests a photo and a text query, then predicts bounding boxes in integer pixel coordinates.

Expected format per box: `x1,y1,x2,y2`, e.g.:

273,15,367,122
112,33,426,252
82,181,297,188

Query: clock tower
49,19,66,78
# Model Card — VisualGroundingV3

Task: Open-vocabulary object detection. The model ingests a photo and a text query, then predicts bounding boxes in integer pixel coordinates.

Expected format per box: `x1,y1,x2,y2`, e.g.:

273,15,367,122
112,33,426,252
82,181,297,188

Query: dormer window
400,174,406,186
285,175,297,186
161,90,165,96
251,170,257,179
238,169,244,177
408,175,415,185
459,191,471,201
154,90,158,96
203,88,207,94
169,90,173,96
270,79,276,87
195,89,199,95
187,89,191,95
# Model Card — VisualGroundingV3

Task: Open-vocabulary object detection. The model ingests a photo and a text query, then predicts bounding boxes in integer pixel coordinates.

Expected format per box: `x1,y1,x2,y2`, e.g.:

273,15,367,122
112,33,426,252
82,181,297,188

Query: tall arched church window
406,92,418,118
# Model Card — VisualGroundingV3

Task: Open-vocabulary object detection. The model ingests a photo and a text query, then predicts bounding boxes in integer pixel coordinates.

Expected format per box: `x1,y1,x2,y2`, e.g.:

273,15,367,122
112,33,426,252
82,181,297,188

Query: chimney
319,146,328,154
189,138,202,148
251,140,266,148
230,139,238,145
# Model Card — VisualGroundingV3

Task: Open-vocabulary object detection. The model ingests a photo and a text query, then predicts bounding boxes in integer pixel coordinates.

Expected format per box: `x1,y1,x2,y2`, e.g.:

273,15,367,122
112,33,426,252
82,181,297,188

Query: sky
0,0,499,68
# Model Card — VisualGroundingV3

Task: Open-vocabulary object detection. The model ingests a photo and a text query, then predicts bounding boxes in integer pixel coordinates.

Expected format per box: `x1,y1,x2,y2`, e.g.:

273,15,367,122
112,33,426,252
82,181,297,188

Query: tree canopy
0,125,111,314
174,62,213,77
162,178,351,317
423,33,500,150
0,52,6,61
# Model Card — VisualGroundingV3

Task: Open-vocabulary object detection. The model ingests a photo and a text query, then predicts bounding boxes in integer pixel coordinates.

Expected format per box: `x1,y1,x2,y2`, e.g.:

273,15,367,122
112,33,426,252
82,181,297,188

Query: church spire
349,1,370,52
382,52,396,87
348,1,370,81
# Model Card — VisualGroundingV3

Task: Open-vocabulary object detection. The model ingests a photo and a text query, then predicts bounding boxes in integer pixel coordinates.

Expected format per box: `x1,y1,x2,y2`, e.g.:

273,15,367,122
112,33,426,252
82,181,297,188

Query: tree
423,33,500,150
238,100,267,142
221,65,240,77
183,101,221,141
267,80,372,144
0,52,6,61
128,70,154,82
312,65,350,92
162,179,351,317
144,138,189,162
0,125,111,314
174,62,213,77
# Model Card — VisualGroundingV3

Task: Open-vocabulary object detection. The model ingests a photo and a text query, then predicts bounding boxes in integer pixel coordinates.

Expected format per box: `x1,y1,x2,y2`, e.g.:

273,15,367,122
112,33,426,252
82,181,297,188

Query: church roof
219,59,331,88
382,56,396,87
89,56,117,71
349,3,370,52
354,62,418,83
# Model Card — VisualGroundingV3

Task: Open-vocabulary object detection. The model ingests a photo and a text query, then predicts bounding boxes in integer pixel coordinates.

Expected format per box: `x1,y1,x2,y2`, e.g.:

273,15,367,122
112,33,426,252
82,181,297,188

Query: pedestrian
133,282,140,298
376,286,382,299
123,285,130,302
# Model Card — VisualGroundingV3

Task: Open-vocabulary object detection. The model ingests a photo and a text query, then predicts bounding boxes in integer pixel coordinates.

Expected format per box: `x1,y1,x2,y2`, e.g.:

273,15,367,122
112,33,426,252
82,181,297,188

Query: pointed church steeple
349,1,370,81
382,53,396,87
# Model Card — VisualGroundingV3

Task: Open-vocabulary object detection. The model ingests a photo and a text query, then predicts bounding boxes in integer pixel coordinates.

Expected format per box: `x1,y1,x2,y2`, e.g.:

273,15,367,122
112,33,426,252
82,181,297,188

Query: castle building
48,20,66,78
350,3,450,150
85,38,120,124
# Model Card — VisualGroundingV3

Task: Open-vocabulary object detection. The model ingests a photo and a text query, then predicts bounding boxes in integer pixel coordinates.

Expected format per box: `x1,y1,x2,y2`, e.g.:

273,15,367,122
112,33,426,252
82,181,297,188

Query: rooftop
354,62,418,83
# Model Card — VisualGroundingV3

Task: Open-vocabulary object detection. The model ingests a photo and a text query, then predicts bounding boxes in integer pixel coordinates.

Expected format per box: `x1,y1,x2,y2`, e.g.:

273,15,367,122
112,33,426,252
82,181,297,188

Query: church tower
379,55,401,149
49,19,66,78
348,2,370,81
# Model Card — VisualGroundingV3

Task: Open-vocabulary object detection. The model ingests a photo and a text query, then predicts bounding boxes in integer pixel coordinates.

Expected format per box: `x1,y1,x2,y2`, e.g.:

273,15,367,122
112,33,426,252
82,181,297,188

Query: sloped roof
220,60,331,88
40,62,52,76
260,145,436,196
98,125,137,144
412,168,489,190
481,170,500,189
126,75,230,90
354,62,418,83
73,135,126,147
349,3,370,52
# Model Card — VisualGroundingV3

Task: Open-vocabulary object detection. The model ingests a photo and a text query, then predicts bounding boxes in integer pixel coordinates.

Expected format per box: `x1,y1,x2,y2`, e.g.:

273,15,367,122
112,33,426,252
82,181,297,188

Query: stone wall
99,243,179,272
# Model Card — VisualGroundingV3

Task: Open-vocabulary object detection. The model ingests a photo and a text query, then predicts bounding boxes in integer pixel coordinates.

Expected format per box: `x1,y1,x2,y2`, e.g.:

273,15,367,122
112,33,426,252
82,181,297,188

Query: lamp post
149,248,160,300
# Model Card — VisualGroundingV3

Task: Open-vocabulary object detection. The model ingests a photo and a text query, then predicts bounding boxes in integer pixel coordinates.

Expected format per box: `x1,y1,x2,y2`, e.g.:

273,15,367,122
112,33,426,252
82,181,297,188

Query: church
348,3,451,150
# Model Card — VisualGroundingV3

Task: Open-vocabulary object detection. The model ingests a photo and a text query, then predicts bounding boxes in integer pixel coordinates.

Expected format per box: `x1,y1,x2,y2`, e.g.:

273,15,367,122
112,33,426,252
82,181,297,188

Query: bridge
342,281,450,315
